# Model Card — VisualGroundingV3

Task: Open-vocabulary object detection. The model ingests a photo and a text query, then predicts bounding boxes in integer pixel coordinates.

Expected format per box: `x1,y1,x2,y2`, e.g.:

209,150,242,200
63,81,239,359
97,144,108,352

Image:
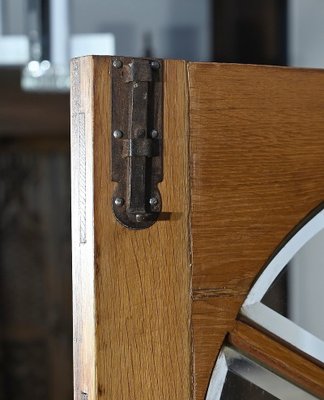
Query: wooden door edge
71,56,97,400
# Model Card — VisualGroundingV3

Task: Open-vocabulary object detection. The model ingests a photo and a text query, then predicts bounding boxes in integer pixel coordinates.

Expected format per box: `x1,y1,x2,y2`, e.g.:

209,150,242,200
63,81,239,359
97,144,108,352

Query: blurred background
0,0,324,399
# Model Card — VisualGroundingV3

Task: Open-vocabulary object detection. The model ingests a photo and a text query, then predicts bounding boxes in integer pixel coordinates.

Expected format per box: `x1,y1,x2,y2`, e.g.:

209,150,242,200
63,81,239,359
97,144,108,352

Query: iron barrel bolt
111,58,163,229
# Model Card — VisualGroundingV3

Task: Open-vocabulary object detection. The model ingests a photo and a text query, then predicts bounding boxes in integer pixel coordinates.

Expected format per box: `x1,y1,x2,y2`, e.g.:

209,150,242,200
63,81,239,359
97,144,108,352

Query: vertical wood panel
188,62,324,400
192,295,243,400
71,57,192,400
71,57,96,400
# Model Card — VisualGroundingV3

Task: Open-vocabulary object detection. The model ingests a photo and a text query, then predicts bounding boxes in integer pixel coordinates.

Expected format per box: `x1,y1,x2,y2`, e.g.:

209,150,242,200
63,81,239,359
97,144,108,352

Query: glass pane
262,228,324,341
221,371,279,400
241,209,324,363
261,269,288,317
206,347,317,400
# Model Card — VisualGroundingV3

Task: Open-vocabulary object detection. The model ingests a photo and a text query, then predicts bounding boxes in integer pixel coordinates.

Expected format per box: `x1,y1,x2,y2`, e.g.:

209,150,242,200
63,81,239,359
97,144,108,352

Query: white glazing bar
206,346,318,400
205,350,228,400
225,347,317,400
241,302,324,363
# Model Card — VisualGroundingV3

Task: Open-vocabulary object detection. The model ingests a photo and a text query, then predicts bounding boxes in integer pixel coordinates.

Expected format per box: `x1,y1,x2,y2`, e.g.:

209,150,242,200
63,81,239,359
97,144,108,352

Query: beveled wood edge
71,56,97,400
229,321,324,399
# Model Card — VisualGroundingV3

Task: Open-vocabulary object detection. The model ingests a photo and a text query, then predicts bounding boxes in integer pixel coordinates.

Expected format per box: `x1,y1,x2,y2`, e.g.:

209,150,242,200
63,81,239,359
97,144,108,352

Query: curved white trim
243,209,324,306
205,350,227,400
206,347,317,400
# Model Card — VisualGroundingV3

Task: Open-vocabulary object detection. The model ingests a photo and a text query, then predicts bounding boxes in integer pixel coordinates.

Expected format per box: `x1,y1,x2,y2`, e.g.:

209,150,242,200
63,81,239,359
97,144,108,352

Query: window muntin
206,347,318,400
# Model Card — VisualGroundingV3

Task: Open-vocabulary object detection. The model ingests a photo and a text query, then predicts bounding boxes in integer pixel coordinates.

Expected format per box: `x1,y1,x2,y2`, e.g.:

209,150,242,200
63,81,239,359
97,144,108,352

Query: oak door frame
71,56,324,400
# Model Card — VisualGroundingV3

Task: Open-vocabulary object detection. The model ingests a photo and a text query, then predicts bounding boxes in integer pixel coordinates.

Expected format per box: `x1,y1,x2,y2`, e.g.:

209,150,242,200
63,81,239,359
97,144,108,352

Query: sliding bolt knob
150,129,158,139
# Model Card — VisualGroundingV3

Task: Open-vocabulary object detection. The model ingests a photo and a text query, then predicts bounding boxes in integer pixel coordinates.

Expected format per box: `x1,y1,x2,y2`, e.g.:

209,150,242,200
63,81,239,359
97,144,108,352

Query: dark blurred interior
212,0,287,65
0,0,322,398
0,71,71,398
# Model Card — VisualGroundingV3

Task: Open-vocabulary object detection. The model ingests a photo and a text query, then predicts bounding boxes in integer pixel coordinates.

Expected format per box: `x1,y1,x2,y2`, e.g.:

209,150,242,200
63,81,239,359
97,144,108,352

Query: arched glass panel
241,208,324,363
206,347,317,400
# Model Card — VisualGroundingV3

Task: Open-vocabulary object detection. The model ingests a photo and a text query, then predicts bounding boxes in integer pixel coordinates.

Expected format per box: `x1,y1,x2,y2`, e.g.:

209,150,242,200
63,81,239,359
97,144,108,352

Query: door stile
71,56,193,400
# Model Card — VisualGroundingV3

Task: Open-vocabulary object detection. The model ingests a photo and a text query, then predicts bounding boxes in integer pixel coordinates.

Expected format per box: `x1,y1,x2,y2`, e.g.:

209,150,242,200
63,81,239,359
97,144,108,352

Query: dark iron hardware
111,57,163,229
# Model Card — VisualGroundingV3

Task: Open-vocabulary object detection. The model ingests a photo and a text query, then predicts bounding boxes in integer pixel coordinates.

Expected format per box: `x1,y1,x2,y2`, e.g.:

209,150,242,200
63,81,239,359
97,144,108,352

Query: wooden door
71,57,324,400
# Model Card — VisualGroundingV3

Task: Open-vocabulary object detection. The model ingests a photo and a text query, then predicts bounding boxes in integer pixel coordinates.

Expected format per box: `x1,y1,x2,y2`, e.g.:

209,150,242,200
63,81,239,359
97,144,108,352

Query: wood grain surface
72,58,324,400
230,321,324,399
192,296,242,400
188,62,324,400
71,57,97,400
71,57,192,400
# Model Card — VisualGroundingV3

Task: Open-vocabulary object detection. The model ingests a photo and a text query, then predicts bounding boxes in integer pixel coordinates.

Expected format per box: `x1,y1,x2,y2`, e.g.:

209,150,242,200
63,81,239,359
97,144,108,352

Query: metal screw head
136,214,145,222
113,59,123,69
114,197,124,207
149,197,158,206
113,130,123,139
150,129,158,139
150,60,160,70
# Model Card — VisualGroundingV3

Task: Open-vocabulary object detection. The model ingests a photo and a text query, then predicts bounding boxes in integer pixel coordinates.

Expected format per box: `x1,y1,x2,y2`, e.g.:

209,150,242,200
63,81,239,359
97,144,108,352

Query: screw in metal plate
114,197,124,207
150,129,158,139
149,197,158,207
136,214,145,222
150,60,160,70
113,59,123,69
113,130,123,139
